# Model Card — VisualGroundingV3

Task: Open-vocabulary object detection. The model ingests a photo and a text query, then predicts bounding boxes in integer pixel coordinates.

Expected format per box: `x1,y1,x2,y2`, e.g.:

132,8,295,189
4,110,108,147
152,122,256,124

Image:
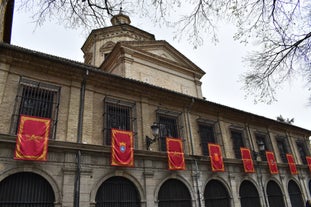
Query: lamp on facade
146,123,160,150
253,140,265,160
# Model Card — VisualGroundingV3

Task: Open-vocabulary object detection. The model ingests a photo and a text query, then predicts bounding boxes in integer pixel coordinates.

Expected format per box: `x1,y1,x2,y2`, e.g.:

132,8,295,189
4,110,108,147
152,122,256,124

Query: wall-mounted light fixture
253,140,265,160
145,123,160,150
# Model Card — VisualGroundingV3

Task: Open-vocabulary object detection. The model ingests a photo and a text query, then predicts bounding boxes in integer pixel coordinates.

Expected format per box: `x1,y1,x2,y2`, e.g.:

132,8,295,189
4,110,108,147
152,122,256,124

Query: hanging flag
286,154,298,175
111,128,134,167
240,147,255,173
14,115,50,161
306,156,311,172
266,151,278,174
166,137,185,170
208,143,224,172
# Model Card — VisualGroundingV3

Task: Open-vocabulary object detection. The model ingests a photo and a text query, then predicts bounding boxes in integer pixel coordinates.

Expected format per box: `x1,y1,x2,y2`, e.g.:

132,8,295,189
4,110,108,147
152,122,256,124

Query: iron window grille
103,98,136,147
198,124,216,156
156,110,181,152
158,179,192,207
267,180,285,207
0,172,55,206
296,141,308,164
95,176,141,207
239,181,261,207
276,137,290,163
288,180,304,207
230,129,245,159
10,77,60,140
255,134,268,161
204,180,230,207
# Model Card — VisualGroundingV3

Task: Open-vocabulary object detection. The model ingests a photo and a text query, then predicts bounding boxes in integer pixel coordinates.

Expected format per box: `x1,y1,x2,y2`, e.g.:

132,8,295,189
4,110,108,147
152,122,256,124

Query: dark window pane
158,179,192,207
105,103,131,145
276,139,288,163
199,124,215,156
12,79,60,140
204,180,230,207
255,134,267,161
239,181,260,207
296,142,307,164
95,176,140,207
0,172,55,206
288,180,304,207
19,86,54,118
267,180,285,207
158,115,178,151
231,130,244,159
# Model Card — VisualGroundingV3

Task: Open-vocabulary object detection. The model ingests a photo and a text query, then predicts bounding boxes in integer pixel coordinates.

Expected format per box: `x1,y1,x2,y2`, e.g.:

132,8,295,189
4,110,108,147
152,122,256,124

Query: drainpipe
185,98,201,207
74,69,89,207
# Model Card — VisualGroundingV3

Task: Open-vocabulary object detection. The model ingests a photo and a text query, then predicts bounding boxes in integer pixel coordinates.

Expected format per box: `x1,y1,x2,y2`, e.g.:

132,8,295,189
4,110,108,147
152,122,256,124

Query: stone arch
90,172,145,204
156,177,193,207
94,176,141,207
154,174,195,202
0,166,61,204
266,180,285,207
204,178,231,207
288,179,304,207
239,179,261,207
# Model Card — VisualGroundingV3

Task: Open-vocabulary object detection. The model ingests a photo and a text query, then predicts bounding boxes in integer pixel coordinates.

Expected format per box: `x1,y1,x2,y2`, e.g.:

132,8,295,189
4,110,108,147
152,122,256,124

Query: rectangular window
198,124,215,156
230,130,245,159
255,134,268,161
11,78,60,139
296,141,307,164
104,98,135,146
276,137,289,163
157,113,179,151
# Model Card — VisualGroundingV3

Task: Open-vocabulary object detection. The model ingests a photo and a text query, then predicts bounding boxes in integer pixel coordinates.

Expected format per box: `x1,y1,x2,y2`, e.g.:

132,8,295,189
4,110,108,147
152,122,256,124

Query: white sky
10,8,311,130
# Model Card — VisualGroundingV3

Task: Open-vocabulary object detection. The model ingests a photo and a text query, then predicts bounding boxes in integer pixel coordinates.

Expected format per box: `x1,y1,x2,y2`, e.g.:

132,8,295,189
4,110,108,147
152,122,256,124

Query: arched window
0,172,55,206
95,176,140,207
267,180,285,207
288,180,304,207
204,179,230,207
239,180,260,207
158,179,192,207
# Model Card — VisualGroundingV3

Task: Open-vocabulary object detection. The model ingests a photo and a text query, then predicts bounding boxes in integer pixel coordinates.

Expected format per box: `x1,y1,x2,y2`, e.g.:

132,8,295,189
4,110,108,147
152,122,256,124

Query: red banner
111,129,134,167
240,147,255,173
166,138,185,170
286,154,298,175
208,143,224,172
306,156,311,172
266,151,278,174
14,115,50,161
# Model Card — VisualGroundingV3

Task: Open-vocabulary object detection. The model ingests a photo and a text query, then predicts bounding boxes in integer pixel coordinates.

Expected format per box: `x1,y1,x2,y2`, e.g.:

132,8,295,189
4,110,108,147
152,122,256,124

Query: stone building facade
0,12,311,207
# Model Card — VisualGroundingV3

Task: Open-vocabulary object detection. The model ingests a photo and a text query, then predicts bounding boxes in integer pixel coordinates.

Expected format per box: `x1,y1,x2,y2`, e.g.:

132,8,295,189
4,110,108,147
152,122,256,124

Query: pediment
119,41,205,76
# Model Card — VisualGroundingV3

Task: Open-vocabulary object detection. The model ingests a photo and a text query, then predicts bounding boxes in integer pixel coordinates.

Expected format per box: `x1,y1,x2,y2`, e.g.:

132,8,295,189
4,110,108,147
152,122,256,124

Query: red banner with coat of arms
208,143,224,172
14,115,50,161
111,128,134,167
166,138,185,170
240,147,255,173
266,151,278,174
286,154,298,175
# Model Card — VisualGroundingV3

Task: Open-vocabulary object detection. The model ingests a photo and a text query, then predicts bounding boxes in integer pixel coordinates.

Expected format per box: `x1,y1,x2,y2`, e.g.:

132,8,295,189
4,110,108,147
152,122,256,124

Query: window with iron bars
276,137,290,163
255,134,268,161
198,124,216,156
296,141,308,164
156,111,180,152
103,98,136,147
230,129,245,159
10,77,60,139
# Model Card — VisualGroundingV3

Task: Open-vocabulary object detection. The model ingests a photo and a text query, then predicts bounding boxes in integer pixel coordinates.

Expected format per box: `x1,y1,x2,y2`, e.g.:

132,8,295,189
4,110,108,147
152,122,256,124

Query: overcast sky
10,8,311,130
